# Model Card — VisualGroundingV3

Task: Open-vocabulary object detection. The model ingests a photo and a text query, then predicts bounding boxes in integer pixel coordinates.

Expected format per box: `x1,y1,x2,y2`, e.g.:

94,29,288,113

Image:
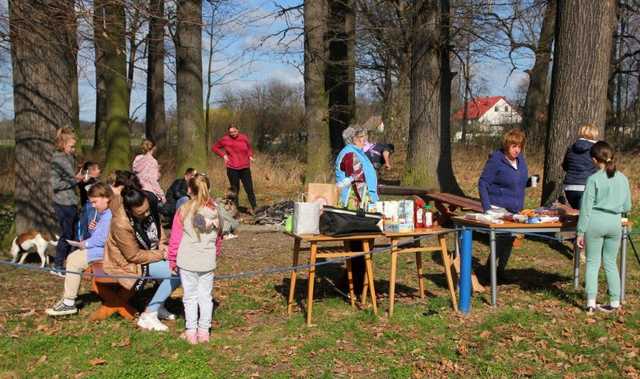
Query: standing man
212,124,257,214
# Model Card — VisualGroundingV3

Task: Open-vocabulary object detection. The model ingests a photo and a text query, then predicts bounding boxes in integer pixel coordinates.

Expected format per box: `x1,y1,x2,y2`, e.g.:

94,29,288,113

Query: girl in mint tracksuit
576,141,631,313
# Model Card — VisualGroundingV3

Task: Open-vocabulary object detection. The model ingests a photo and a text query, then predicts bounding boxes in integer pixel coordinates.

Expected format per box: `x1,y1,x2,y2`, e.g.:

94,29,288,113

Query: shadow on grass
274,260,437,316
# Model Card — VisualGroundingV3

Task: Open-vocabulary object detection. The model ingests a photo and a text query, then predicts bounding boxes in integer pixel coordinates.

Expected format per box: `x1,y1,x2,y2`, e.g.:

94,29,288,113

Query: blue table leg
459,228,473,314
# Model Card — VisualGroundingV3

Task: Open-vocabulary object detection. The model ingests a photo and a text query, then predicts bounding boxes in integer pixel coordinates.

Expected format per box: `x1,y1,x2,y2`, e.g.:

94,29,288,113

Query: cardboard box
306,183,338,206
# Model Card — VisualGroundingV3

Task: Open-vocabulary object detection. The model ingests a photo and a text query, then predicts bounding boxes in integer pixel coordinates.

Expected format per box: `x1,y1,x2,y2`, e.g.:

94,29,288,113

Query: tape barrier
0,229,459,282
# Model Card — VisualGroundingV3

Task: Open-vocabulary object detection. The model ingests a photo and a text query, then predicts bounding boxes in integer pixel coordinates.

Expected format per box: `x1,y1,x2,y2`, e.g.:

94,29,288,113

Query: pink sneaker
197,328,210,343
180,329,197,345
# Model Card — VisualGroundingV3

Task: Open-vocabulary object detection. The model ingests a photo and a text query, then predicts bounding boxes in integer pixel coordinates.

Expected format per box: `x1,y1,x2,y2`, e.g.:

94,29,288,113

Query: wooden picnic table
285,228,461,324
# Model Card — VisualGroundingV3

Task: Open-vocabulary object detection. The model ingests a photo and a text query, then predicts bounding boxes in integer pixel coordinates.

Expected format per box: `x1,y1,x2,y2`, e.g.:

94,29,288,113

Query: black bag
319,206,383,236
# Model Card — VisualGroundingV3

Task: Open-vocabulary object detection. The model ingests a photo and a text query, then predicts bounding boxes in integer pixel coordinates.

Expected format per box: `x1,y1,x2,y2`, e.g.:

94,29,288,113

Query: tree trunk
382,56,410,177
93,0,108,151
404,0,441,188
145,0,166,145
103,1,131,174
176,0,208,176
326,0,355,155
10,0,74,234
542,0,616,205
437,0,463,195
304,0,332,182
63,0,81,152
522,0,555,150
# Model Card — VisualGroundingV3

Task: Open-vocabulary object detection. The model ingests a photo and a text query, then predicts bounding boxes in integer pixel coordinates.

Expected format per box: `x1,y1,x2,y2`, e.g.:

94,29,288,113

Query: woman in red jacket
212,124,257,214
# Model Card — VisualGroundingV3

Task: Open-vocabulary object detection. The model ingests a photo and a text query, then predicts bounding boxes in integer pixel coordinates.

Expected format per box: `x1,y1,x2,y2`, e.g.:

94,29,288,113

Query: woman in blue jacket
478,128,529,279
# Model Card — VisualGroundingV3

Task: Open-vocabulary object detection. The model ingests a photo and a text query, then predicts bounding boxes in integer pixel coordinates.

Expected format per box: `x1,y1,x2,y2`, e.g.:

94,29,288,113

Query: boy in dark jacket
162,168,196,224
363,142,395,170
562,124,599,209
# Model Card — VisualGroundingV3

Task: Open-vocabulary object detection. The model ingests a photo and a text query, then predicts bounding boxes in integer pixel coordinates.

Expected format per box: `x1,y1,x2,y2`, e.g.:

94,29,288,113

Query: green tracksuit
577,169,632,303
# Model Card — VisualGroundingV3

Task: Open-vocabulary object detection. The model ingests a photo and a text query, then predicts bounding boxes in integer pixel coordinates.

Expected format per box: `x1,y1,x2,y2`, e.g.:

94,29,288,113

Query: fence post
459,228,472,314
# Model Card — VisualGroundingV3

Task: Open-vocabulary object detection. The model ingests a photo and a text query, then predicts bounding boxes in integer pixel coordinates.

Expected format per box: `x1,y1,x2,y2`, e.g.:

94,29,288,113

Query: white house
453,96,522,136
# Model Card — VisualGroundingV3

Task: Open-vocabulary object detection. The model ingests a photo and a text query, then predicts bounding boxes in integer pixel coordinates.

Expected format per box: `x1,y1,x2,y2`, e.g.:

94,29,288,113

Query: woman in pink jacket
132,139,166,208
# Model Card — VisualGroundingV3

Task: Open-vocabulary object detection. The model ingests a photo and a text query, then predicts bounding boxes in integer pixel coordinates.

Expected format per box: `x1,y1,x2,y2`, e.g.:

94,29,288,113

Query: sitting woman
335,127,379,292
46,182,114,316
478,128,529,281
103,187,180,331
132,139,166,208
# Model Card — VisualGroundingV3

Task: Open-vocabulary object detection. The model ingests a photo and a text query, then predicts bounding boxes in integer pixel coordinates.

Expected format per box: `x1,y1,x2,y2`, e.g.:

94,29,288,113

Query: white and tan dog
10,230,59,267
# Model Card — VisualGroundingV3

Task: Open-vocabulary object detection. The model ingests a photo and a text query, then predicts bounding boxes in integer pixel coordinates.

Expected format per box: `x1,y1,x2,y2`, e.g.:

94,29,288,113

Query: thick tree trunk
63,0,81,151
326,0,355,155
145,0,166,145
93,0,108,151
404,0,440,188
10,0,74,234
542,0,616,205
522,0,555,150
304,0,332,182
103,1,131,174
176,0,208,176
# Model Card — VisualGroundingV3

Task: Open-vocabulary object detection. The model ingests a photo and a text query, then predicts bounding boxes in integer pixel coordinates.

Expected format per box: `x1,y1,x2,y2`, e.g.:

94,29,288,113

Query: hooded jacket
562,138,597,187
478,149,529,213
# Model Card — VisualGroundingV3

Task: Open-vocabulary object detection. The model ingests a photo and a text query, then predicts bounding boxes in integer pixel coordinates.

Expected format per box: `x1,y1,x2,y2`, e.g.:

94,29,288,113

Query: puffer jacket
562,138,597,186
102,194,166,289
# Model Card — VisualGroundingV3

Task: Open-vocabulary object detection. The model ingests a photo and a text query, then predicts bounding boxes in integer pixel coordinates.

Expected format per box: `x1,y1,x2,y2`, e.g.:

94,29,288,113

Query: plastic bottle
424,205,433,228
415,205,425,228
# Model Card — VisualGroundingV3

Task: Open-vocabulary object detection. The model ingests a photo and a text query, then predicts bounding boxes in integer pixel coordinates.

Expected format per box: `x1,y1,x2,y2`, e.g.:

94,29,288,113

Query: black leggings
226,168,257,209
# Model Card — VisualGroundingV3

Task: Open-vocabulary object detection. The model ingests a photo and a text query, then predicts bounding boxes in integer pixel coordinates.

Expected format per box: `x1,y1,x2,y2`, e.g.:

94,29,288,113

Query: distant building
453,96,522,138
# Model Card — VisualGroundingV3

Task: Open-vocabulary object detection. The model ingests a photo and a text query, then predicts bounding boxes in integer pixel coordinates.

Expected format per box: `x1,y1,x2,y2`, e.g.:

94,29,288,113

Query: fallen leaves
89,358,106,366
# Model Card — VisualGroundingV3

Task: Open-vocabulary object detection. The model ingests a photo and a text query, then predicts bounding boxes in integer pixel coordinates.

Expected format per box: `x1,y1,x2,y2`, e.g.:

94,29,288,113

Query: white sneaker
137,312,168,332
223,233,237,240
157,304,176,320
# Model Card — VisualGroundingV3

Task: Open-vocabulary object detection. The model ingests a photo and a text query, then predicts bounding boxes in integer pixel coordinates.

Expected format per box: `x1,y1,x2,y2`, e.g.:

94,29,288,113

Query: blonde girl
167,174,223,344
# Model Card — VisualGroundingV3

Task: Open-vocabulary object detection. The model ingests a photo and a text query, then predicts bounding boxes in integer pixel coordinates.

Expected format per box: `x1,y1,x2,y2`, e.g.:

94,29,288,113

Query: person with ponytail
132,139,166,207
577,141,631,313
167,173,223,344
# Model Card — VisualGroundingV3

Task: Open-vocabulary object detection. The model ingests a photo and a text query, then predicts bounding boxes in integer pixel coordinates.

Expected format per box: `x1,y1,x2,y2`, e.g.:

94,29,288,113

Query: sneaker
597,304,620,313
49,267,65,278
157,304,176,320
180,329,198,345
137,311,168,332
46,299,78,316
585,306,597,315
223,233,237,240
197,328,210,343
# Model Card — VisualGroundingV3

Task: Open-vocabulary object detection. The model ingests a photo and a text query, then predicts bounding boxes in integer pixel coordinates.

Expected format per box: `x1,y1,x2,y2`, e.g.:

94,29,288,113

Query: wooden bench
84,262,137,321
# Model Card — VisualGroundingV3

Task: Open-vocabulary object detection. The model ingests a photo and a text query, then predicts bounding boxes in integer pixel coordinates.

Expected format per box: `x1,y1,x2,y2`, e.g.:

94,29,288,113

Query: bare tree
175,0,208,176
9,0,75,233
102,0,131,174
304,0,332,182
145,0,166,144
542,0,617,205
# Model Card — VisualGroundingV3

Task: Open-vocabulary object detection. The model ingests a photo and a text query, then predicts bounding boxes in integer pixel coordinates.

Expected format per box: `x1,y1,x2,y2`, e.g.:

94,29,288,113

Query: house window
494,106,499,112
505,106,509,112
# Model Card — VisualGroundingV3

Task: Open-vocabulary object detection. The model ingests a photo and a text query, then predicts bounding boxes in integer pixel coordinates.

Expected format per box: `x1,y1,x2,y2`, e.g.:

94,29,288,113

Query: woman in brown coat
103,185,180,331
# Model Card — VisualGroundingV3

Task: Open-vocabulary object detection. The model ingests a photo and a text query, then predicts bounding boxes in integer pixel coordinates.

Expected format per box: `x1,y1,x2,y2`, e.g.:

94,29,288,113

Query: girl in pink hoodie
132,139,166,205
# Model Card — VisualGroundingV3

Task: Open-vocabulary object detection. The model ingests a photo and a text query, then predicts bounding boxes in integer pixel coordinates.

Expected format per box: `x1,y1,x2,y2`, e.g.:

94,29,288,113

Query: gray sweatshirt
176,206,220,272
51,151,78,206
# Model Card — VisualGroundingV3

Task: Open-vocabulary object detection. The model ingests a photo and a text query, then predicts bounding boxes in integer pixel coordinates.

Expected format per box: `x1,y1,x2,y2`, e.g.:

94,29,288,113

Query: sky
0,0,530,122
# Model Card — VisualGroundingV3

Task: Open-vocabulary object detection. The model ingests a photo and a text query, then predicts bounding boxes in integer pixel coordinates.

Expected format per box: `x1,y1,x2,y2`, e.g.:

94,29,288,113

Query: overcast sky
0,0,530,122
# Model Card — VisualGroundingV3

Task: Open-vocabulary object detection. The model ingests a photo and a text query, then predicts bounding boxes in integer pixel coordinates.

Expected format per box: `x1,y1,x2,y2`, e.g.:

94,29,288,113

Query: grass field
1,146,640,378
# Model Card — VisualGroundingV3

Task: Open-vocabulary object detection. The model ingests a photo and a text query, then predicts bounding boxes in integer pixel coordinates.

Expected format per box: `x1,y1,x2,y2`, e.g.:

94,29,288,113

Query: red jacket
211,133,253,170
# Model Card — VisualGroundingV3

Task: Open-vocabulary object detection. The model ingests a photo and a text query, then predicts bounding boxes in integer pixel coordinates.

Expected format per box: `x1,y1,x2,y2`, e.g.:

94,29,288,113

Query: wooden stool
86,262,137,321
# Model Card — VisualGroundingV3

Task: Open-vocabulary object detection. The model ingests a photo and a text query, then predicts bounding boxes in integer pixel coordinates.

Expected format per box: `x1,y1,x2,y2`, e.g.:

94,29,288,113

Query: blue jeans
53,203,77,268
146,261,181,312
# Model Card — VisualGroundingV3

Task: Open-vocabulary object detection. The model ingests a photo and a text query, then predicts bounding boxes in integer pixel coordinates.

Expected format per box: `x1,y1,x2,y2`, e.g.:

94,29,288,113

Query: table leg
287,238,301,316
440,235,458,312
306,242,318,326
416,241,425,299
620,226,628,304
490,229,497,307
573,237,580,290
346,258,356,308
363,239,378,315
389,239,398,317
